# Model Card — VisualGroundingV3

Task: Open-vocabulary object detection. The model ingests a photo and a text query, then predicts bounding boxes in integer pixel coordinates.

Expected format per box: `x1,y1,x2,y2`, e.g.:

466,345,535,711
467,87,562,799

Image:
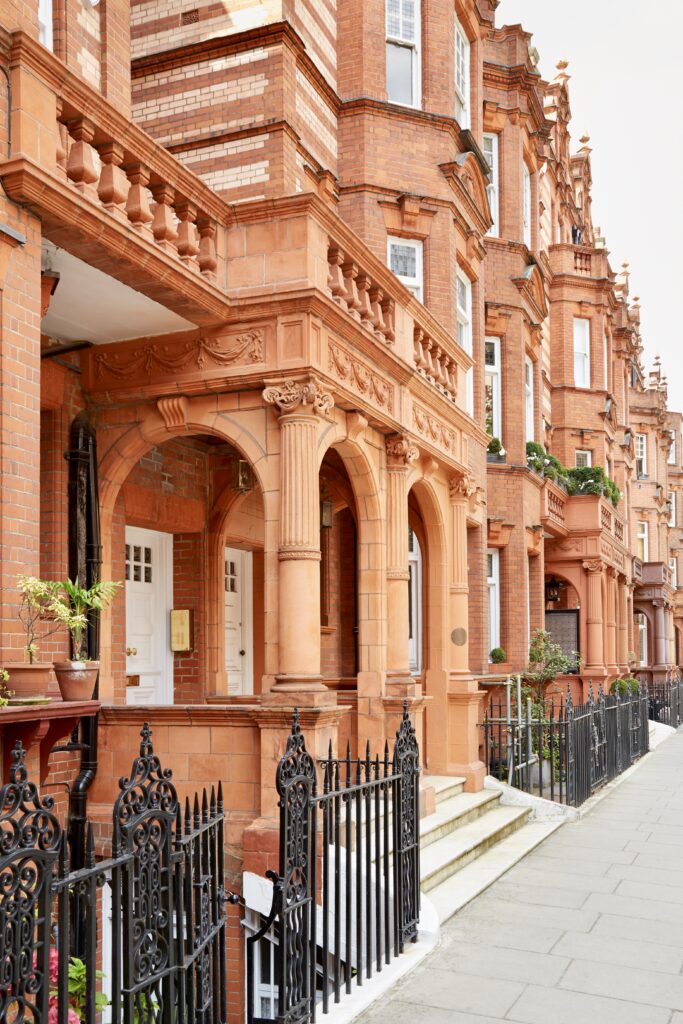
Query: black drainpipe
65,414,102,955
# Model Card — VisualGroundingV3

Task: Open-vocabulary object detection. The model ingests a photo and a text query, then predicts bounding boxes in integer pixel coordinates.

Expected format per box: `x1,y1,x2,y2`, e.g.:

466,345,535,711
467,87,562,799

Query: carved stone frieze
328,342,394,413
412,404,459,457
94,329,264,381
262,375,334,416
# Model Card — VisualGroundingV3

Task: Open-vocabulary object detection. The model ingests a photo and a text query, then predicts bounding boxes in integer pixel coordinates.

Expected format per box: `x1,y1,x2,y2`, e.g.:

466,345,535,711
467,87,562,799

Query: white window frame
456,270,473,415
575,449,592,469
636,520,649,563
38,0,53,49
484,336,502,441
386,0,421,109
669,491,676,529
603,332,610,391
454,15,470,129
524,356,534,443
573,317,591,389
408,528,423,674
635,433,647,478
636,611,648,666
669,430,677,466
522,163,532,248
387,237,423,301
671,557,678,590
483,133,499,236
487,548,501,654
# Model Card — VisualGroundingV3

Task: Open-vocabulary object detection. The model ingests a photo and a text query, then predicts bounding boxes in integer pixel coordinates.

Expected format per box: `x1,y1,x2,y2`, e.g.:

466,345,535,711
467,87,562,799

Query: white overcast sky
497,0,683,395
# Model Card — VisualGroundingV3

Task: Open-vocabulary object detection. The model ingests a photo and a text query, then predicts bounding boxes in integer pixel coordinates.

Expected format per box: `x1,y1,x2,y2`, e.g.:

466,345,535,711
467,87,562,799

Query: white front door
224,546,253,694
408,529,422,675
125,527,173,705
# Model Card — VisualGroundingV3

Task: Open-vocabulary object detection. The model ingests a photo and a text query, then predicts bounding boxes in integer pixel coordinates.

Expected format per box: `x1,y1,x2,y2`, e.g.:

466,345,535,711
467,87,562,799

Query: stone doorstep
419,788,503,850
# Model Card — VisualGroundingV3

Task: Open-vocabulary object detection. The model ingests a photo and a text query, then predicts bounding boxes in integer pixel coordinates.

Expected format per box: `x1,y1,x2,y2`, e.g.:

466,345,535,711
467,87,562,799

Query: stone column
385,435,419,692
443,475,485,791
263,377,333,703
605,567,618,674
583,559,605,675
617,576,629,671
653,598,669,672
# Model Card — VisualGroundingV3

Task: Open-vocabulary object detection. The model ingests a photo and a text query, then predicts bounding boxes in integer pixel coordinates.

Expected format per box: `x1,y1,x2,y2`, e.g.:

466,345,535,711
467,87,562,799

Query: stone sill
0,700,99,782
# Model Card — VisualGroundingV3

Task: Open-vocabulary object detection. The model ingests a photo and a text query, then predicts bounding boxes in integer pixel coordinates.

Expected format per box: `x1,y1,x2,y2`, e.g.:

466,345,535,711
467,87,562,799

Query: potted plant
489,646,507,665
487,436,507,463
46,578,120,701
0,668,12,708
3,575,64,701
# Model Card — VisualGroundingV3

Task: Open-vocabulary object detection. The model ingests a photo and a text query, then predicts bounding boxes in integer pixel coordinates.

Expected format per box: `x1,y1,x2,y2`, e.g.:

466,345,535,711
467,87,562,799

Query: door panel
125,527,173,705
224,546,253,695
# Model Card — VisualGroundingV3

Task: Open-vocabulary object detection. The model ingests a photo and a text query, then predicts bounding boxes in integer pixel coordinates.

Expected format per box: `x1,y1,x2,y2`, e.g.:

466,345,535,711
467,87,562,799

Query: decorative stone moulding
385,434,419,467
93,330,264,382
262,376,334,416
328,343,394,413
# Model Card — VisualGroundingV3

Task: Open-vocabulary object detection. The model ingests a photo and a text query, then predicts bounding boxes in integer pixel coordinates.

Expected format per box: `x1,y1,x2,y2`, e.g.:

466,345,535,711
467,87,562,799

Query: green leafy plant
525,628,581,702
16,575,64,663
610,676,640,697
487,436,505,456
489,646,507,664
43,578,121,661
0,668,12,707
566,465,622,506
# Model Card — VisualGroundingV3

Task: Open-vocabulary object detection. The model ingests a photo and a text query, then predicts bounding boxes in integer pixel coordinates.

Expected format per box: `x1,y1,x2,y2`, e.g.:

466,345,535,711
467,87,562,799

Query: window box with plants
486,437,506,464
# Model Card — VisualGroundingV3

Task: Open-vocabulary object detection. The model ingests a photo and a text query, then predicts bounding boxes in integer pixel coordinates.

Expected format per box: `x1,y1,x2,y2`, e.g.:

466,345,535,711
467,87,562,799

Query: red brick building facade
0,1,680,1019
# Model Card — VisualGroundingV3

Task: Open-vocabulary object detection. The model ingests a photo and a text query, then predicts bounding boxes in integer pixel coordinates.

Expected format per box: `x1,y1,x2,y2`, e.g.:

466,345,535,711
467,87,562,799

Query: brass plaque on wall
170,609,194,652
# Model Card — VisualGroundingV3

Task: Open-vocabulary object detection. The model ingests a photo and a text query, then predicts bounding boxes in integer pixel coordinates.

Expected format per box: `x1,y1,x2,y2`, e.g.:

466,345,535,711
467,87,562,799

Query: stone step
420,803,531,893
425,774,467,804
420,789,502,850
425,818,563,925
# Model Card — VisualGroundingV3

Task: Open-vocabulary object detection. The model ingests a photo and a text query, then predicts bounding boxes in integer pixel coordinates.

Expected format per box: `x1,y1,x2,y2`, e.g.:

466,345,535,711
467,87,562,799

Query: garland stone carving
94,329,264,380
328,342,394,412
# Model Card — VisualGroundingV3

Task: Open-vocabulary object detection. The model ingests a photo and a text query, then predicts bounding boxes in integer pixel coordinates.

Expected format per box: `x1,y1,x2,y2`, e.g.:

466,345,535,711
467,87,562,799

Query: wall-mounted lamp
232,459,253,493
320,498,334,529
545,576,562,603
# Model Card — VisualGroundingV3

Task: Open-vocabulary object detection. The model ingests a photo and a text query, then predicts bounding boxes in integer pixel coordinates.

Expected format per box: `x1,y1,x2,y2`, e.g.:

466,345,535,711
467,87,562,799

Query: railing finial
292,706,300,733
140,722,153,756
9,740,28,784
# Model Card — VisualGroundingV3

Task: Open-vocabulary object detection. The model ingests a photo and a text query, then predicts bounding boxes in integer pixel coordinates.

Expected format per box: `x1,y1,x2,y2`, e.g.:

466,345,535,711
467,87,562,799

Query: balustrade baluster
66,117,99,195
369,284,387,338
124,162,154,234
150,182,179,253
197,217,218,281
356,272,375,331
381,297,395,342
342,260,362,320
327,246,347,307
175,200,200,270
97,141,129,221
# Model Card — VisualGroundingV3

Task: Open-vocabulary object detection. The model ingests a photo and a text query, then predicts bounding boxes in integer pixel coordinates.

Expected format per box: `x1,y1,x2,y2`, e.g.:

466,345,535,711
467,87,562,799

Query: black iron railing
0,724,227,1024
647,673,683,728
247,704,420,1024
483,685,650,807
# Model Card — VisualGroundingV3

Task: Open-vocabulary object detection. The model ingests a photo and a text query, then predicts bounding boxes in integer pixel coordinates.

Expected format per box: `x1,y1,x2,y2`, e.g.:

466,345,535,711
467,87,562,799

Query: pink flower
49,948,59,986
47,996,80,1024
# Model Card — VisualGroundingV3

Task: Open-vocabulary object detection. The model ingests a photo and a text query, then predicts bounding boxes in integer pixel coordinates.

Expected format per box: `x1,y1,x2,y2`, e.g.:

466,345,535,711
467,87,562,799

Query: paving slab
355,728,683,1024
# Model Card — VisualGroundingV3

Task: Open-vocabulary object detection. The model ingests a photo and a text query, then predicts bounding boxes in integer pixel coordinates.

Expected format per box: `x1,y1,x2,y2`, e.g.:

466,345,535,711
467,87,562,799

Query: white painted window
635,433,647,477
671,557,678,590
484,337,502,440
38,0,53,49
483,133,499,235
387,237,423,300
669,430,677,466
635,612,648,666
573,317,591,389
408,528,423,674
387,0,421,108
487,548,500,654
456,270,473,414
575,449,592,469
669,491,676,529
524,356,534,443
522,164,532,248
454,15,470,129
636,520,649,562
603,332,610,391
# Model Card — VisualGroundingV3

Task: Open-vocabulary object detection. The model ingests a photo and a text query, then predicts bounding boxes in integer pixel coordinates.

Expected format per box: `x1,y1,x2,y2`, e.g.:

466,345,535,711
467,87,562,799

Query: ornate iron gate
247,703,420,1024
0,724,227,1024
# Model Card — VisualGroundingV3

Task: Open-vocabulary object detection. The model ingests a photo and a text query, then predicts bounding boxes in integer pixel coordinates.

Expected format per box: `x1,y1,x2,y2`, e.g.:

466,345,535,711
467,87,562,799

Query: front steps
420,775,561,925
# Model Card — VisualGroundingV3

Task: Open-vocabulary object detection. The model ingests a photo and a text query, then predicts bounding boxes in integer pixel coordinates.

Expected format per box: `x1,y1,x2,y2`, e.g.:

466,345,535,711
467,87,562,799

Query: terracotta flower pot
53,661,99,702
4,662,54,701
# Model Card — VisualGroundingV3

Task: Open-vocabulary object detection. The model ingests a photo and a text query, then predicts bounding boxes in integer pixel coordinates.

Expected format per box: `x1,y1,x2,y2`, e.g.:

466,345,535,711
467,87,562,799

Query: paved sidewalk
362,730,683,1024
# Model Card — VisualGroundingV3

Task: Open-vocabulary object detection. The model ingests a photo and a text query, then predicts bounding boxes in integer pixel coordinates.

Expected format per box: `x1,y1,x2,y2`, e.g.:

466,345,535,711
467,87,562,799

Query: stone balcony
542,484,629,573
640,561,674,588
548,243,611,280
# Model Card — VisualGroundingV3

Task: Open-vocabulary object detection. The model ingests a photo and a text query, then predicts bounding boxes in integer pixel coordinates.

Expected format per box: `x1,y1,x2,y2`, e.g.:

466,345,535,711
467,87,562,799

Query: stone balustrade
548,243,609,279
327,245,395,343
541,479,568,535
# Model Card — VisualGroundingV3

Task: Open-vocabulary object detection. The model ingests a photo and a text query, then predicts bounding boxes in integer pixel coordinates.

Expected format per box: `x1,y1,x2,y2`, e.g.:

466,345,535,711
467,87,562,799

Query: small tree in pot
46,578,120,701
525,628,581,704
3,576,67,701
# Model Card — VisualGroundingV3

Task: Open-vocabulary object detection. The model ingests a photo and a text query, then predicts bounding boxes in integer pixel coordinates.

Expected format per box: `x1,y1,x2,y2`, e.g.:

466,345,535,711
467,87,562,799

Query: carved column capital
263,376,334,416
385,434,419,468
582,559,603,575
449,473,475,502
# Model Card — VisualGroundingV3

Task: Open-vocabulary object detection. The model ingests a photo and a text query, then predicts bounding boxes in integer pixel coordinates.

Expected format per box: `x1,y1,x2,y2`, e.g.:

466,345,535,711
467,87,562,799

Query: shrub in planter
610,676,639,697
487,436,506,457
45,578,121,701
490,647,507,664
3,576,65,701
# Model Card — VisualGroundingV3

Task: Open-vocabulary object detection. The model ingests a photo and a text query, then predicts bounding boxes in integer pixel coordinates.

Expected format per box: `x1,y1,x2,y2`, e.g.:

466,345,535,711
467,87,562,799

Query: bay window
483,133,499,236
635,433,647,478
454,16,470,129
387,0,420,107
387,237,423,300
573,317,591,389
484,337,502,440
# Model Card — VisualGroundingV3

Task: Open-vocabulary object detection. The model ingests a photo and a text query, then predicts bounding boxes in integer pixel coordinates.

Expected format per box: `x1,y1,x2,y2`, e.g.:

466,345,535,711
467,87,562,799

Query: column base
267,674,330,707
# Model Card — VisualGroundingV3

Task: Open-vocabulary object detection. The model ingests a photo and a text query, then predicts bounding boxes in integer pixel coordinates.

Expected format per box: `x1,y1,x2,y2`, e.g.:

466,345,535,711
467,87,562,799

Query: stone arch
97,401,272,701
